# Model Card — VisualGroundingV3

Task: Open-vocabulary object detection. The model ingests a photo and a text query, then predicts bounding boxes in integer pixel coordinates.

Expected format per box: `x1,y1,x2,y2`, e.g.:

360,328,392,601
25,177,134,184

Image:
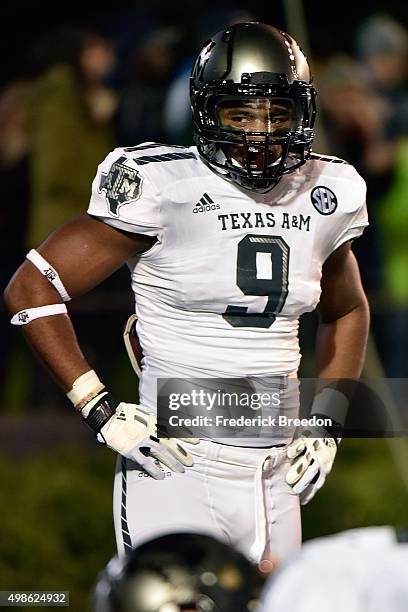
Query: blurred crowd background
1,1,408,609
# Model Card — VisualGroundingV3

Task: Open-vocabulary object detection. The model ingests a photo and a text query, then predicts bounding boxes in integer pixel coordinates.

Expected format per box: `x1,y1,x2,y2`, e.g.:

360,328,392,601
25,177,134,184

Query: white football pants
113,439,301,564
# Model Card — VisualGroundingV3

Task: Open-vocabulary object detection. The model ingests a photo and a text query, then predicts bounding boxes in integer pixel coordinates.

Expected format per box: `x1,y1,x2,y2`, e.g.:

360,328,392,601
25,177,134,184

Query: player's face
217,98,293,170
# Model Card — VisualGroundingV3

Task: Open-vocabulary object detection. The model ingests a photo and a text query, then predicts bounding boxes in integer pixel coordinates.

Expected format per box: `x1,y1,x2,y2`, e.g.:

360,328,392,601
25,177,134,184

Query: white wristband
67,370,105,410
26,249,71,302
11,303,67,326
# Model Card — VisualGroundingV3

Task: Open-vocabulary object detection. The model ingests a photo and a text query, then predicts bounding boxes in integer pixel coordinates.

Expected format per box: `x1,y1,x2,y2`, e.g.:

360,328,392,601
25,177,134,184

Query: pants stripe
121,457,133,555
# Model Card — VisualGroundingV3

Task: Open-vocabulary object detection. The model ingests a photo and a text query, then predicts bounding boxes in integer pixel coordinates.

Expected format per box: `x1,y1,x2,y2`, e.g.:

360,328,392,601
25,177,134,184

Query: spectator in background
355,15,408,377
28,28,117,247
23,29,125,410
116,27,180,146
356,14,408,97
0,80,31,397
354,14,408,186
317,54,387,294
164,9,256,146
377,137,408,377
0,80,31,271
317,15,408,376
318,16,408,288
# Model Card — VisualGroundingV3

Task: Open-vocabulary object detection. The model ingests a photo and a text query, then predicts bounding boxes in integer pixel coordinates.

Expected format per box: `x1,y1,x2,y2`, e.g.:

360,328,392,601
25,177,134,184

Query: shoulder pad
310,153,349,165
121,142,197,166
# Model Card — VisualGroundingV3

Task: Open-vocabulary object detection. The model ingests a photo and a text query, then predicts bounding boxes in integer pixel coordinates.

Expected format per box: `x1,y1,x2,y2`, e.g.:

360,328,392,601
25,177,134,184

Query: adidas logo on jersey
193,193,220,213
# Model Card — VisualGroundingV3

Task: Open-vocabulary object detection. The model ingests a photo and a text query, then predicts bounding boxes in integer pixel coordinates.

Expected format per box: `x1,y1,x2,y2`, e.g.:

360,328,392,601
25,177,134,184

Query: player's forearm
4,216,149,395
21,317,91,392
315,300,370,379
4,270,91,393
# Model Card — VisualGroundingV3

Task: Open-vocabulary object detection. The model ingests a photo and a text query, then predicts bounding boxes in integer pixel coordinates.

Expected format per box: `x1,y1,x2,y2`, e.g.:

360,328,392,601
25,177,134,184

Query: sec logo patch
311,186,338,215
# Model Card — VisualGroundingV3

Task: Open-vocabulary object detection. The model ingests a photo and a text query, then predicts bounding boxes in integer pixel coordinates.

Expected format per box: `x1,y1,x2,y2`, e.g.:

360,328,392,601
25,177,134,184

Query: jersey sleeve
330,167,369,253
87,148,162,238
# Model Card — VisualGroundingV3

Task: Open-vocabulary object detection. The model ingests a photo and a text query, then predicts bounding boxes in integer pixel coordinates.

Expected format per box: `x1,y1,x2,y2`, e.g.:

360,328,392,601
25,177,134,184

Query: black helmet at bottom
92,532,264,612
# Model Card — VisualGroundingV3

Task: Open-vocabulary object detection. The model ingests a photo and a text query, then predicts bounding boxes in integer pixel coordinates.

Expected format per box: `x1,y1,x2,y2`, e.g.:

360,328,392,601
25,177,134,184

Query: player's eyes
227,113,290,123
228,113,253,123
220,109,292,130
270,113,290,124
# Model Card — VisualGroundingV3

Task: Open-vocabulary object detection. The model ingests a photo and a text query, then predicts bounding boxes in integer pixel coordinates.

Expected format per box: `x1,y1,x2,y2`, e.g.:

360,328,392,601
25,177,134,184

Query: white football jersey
259,527,408,612
88,143,368,400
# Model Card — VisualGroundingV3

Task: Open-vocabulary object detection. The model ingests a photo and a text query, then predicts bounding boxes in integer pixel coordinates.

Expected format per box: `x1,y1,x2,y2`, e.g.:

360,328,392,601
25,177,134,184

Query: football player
4,23,370,565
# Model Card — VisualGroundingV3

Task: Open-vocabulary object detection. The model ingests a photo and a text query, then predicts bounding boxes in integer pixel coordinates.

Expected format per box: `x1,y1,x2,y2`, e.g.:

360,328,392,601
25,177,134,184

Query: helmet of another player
92,532,264,611
190,22,317,192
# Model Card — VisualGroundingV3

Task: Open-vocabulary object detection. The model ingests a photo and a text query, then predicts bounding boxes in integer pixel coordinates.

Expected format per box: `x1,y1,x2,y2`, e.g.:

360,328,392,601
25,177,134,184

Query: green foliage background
0,447,115,610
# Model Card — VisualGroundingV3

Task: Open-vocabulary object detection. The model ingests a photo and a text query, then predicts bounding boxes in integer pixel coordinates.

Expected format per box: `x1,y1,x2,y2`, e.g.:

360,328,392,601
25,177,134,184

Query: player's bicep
5,214,154,306
318,241,369,323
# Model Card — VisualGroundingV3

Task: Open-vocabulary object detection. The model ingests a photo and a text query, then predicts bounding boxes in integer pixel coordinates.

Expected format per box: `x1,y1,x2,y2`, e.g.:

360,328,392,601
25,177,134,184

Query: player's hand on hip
285,431,338,505
81,392,198,480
